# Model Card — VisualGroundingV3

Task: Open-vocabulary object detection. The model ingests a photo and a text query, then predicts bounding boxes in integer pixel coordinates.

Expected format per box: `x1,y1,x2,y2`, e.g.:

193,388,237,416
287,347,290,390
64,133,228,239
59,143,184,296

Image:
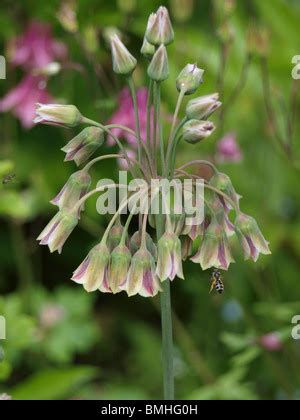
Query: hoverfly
209,268,224,294
2,173,16,185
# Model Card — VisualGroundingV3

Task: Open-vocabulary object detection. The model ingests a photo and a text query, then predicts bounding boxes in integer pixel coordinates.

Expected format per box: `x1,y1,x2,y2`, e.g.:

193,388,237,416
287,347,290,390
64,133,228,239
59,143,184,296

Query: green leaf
10,367,98,400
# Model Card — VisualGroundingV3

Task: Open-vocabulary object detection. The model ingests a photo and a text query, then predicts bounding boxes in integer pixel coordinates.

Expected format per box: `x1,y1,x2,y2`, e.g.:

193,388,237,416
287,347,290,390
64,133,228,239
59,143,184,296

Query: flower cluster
36,6,270,298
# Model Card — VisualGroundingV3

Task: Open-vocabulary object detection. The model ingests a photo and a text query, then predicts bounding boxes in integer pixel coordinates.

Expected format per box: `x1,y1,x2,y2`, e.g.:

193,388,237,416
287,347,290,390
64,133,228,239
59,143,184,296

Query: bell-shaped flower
235,213,271,262
50,170,91,217
156,232,184,281
209,172,241,210
191,217,234,270
181,236,193,261
62,126,104,166
176,64,204,95
109,245,131,294
37,210,78,254
129,231,157,260
145,6,174,46
72,242,111,292
110,34,137,75
108,222,125,251
34,103,83,127
122,249,162,297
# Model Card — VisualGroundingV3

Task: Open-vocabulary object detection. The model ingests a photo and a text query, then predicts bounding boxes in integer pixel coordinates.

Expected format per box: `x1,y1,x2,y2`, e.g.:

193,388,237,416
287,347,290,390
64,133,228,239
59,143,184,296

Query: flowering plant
35,6,270,399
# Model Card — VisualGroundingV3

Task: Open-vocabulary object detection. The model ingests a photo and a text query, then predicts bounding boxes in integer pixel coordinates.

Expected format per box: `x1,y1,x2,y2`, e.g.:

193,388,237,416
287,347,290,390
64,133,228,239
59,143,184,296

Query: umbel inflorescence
35,6,270,298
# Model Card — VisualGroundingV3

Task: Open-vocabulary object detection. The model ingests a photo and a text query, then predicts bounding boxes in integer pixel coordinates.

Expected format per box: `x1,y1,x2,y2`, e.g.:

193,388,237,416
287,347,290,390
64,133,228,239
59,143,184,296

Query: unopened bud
156,232,184,281
140,37,155,60
62,126,104,166
186,93,221,120
50,170,91,216
176,64,204,95
147,44,169,82
34,103,83,128
109,245,131,294
110,34,137,75
145,6,174,46
182,119,215,144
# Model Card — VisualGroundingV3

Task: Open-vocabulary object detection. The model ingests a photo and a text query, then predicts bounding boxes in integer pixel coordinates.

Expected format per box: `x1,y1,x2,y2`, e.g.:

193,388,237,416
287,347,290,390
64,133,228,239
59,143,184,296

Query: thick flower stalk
36,5,270,401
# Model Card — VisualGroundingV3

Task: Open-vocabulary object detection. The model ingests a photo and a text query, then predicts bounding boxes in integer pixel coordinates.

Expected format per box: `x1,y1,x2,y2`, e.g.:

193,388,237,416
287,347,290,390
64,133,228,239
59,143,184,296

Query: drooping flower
191,217,234,270
122,248,161,297
50,170,91,216
108,222,125,251
235,213,271,262
129,231,157,259
216,133,243,163
8,20,67,71
37,210,78,254
209,195,235,237
0,75,52,128
61,126,104,166
181,236,193,261
34,103,83,127
109,245,132,294
156,232,184,281
108,87,150,146
209,172,241,210
72,242,111,293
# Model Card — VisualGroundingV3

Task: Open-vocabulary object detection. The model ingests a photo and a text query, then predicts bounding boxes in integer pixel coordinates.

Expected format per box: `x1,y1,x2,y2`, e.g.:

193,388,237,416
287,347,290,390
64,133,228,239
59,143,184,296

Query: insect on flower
209,268,224,294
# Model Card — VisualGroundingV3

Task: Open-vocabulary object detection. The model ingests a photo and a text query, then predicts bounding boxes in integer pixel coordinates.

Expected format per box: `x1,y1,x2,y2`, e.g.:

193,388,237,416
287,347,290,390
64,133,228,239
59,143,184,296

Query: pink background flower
216,133,243,163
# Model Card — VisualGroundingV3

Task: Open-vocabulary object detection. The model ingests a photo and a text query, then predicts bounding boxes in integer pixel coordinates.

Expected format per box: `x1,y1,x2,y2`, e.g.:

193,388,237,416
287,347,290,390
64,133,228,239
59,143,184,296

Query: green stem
82,117,139,178
169,117,188,177
177,159,219,175
153,83,158,172
165,90,187,177
146,79,154,153
120,204,138,245
10,222,34,312
155,82,165,174
84,153,151,181
127,77,142,164
156,210,174,400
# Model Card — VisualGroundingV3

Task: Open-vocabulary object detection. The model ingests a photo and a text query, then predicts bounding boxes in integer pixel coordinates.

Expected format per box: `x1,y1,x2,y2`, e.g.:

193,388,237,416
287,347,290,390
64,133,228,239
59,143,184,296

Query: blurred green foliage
0,0,300,400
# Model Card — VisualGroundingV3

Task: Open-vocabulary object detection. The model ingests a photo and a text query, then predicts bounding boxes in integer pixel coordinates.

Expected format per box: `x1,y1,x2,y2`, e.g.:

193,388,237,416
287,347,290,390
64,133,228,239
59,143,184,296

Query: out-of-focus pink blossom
216,133,243,163
108,87,150,147
0,75,52,128
259,333,282,352
9,21,67,70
